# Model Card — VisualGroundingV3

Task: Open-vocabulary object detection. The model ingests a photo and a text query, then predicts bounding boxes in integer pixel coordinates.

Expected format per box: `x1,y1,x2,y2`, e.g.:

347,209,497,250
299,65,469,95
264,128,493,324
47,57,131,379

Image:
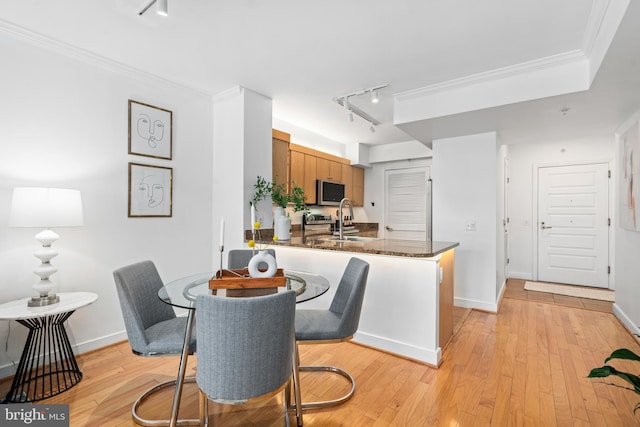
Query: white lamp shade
9,187,83,228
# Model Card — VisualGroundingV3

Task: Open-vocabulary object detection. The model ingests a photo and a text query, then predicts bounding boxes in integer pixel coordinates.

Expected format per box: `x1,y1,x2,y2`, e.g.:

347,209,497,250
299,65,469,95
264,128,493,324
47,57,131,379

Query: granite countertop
270,234,459,258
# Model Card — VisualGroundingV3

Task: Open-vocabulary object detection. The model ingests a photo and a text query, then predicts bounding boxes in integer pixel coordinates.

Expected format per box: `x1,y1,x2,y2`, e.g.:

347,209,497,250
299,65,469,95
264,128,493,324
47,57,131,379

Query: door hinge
608,218,611,226
507,177,510,183
608,170,611,178
507,258,510,264
608,266,611,274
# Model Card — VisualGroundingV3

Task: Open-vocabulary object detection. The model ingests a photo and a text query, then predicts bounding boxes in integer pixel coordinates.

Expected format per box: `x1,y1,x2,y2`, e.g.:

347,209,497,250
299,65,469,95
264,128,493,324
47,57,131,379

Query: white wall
0,31,214,375
432,132,498,311
612,112,640,337
506,138,615,281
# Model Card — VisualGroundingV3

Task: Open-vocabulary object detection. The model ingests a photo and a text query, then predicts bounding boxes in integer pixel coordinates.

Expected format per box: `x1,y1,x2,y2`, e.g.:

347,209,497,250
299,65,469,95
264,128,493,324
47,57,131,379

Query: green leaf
605,348,640,363
588,365,640,394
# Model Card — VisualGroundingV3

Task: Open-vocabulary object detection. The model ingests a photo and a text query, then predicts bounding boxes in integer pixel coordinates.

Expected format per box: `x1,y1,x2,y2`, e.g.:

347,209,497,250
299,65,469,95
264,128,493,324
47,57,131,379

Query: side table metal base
5,311,82,402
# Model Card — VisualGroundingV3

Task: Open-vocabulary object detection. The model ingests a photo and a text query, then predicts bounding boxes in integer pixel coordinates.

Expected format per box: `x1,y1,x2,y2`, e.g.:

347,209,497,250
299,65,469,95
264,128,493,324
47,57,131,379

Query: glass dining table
157,269,330,427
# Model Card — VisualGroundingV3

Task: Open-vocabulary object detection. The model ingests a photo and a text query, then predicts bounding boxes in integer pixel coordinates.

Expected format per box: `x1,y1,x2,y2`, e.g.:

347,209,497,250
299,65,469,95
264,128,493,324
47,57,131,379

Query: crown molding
0,18,211,98
394,50,587,102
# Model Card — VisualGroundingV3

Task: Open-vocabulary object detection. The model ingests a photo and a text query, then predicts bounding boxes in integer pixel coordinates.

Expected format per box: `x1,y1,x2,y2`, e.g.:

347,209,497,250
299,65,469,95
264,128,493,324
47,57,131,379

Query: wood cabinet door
352,166,365,206
290,150,317,205
272,137,290,191
342,164,353,200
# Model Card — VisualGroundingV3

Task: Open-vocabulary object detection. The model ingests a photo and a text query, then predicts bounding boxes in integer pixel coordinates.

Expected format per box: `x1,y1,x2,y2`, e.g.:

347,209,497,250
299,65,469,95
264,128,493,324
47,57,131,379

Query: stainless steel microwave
316,180,345,206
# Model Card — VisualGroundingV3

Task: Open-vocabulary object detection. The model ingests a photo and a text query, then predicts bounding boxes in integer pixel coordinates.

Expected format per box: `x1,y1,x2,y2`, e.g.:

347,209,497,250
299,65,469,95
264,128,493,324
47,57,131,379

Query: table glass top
158,270,330,309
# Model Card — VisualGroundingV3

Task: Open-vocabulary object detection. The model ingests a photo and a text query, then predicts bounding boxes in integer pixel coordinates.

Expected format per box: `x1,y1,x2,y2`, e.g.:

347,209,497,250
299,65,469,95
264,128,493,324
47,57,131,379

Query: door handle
385,225,394,231
540,221,552,230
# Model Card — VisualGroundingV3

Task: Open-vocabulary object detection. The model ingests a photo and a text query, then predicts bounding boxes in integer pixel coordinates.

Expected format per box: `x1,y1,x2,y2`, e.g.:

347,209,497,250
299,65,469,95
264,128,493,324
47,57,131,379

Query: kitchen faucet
338,197,354,240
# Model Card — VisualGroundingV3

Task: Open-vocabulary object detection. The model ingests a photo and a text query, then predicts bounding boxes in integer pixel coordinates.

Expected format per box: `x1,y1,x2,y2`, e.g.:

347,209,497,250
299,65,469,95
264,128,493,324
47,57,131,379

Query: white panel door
384,166,429,240
537,163,609,287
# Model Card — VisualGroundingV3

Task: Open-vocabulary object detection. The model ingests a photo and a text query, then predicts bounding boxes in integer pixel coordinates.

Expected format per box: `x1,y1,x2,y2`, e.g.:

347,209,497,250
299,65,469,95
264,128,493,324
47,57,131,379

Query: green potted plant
252,176,309,240
588,347,640,414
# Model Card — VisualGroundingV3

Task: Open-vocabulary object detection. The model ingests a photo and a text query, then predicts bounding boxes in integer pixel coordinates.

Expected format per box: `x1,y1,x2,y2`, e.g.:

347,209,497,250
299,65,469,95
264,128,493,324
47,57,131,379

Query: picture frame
128,99,173,160
619,120,640,231
128,162,173,217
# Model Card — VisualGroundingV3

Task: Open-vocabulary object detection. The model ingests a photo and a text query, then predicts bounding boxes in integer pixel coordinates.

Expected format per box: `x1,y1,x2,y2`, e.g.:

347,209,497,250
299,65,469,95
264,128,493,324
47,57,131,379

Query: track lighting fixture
333,84,387,130
139,0,168,16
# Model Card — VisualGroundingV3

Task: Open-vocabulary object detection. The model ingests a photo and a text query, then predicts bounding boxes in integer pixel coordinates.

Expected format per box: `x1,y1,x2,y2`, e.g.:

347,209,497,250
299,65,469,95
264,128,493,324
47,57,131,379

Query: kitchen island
270,235,458,366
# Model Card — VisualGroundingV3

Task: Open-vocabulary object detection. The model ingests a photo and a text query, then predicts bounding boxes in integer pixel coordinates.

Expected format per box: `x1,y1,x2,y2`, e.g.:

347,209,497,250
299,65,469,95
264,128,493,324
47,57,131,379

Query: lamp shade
9,187,83,228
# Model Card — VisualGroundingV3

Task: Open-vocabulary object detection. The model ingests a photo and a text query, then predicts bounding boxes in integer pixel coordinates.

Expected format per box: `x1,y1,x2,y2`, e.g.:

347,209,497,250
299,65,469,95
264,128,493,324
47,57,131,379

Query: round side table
0,292,98,402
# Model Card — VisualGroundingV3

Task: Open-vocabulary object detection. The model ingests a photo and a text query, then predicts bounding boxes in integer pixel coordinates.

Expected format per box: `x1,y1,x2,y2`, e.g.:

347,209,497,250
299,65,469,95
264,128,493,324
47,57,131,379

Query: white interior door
384,166,429,240
537,163,609,288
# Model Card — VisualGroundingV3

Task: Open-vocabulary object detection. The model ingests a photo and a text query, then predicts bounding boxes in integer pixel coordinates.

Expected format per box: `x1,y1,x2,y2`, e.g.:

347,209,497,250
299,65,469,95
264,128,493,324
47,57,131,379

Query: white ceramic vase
277,215,291,240
273,206,285,237
248,250,277,278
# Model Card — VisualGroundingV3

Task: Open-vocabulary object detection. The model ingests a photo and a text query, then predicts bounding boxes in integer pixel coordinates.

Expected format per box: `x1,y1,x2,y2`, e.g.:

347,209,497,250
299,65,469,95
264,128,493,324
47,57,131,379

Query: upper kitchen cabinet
351,166,365,206
272,129,290,191
316,157,343,183
277,135,365,207
290,149,317,204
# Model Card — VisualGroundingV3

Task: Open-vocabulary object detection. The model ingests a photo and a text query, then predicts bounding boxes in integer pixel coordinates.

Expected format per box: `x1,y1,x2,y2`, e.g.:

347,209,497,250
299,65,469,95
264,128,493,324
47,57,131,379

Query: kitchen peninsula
271,236,458,366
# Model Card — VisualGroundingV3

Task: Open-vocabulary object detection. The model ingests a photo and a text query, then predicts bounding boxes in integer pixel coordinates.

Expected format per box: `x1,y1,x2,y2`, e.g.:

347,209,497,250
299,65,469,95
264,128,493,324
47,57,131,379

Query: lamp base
28,295,60,307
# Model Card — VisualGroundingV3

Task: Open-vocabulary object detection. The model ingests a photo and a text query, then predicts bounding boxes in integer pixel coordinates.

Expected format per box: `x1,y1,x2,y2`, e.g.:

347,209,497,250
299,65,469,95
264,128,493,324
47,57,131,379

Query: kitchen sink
323,236,380,243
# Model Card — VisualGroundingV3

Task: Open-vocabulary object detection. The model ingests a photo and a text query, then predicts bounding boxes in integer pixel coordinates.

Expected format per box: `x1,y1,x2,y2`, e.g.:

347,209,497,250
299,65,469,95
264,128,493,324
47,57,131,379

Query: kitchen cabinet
272,130,290,191
316,157,342,183
290,150,317,204
351,166,365,206
342,164,353,200
277,135,365,207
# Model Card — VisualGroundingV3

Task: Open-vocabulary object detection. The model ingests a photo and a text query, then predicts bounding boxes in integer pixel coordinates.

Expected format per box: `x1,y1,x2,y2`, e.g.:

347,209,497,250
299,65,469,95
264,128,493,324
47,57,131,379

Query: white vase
273,206,285,237
248,250,278,278
277,215,291,240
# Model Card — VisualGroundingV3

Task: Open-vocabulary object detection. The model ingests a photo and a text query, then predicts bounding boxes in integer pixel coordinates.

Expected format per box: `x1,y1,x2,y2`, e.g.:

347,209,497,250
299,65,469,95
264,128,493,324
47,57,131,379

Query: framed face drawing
128,163,173,217
128,100,173,160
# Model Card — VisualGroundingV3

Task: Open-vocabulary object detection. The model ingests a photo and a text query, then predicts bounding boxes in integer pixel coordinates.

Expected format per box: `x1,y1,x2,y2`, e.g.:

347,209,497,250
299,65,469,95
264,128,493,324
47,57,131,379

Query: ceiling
1,0,638,148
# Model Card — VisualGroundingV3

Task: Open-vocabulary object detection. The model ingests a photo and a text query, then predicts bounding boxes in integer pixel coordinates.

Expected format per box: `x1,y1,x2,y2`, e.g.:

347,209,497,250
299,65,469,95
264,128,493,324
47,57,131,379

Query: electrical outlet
465,221,476,231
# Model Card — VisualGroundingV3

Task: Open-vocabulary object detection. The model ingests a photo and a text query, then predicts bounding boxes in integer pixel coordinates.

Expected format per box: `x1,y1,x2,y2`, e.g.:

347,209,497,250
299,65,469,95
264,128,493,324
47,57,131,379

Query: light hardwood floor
2,282,639,426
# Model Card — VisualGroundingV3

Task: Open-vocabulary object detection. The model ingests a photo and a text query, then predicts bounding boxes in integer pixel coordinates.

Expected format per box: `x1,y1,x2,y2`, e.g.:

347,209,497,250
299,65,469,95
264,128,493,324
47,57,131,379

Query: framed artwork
128,99,173,160
620,121,640,231
128,162,173,217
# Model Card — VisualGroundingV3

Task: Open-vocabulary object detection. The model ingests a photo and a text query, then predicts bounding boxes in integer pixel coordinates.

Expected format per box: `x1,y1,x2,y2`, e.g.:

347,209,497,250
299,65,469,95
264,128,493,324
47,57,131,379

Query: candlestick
219,218,225,249
251,204,256,232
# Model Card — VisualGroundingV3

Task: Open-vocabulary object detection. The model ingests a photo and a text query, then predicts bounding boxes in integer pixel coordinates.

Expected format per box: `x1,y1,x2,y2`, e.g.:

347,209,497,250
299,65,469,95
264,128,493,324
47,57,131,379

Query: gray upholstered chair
113,260,198,426
291,257,369,423
227,248,276,269
195,290,297,427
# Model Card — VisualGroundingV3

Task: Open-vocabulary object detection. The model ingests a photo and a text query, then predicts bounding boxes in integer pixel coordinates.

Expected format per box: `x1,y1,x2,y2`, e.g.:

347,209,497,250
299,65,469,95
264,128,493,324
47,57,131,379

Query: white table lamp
9,187,84,307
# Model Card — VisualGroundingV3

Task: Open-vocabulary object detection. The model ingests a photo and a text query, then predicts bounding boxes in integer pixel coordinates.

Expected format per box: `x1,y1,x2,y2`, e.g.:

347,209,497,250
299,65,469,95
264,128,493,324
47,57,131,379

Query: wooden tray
209,268,286,290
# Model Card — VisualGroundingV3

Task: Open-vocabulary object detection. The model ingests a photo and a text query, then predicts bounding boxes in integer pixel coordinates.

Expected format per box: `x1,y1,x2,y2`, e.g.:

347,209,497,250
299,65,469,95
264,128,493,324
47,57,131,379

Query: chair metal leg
289,342,355,415
290,345,303,426
132,376,200,427
296,365,355,410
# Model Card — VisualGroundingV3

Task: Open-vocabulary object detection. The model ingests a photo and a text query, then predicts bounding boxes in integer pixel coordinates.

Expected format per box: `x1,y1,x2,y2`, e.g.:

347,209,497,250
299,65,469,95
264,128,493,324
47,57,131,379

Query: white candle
219,218,225,247
251,205,256,231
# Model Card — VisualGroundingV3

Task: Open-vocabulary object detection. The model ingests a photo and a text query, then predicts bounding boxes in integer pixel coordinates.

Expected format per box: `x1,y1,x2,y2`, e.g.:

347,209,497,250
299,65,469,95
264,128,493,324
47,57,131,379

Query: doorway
536,163,609,288
384,166,430,240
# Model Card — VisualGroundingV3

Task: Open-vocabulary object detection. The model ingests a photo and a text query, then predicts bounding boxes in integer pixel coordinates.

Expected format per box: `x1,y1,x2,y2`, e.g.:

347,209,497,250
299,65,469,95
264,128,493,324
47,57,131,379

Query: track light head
157,0,168,16
371,90,379,103
369,124,376,133
349,111,354,122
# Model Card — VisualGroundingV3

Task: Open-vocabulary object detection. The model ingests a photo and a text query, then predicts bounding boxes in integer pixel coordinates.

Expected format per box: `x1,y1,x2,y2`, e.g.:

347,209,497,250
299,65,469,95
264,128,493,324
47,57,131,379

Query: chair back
113,260,177,353
228,248,276,269
329,257,370,338
195,290,296,402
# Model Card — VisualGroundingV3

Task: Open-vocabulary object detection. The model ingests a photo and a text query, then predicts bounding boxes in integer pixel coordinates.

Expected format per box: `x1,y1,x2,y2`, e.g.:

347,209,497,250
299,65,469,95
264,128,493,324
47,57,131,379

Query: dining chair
227,248,276,269
195,290,297,427
113,260,198,427
290,257,369,424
